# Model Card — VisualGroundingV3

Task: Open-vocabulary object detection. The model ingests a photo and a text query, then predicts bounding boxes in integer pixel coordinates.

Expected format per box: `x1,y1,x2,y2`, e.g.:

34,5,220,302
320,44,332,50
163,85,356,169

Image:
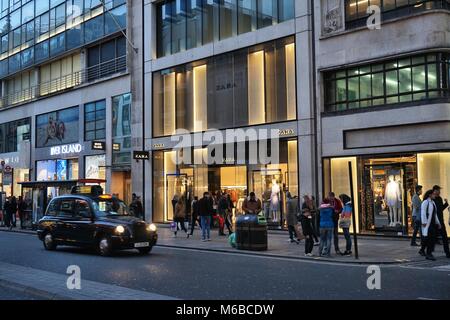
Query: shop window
112,93,132,165
85,154,106,183
84,99,106,141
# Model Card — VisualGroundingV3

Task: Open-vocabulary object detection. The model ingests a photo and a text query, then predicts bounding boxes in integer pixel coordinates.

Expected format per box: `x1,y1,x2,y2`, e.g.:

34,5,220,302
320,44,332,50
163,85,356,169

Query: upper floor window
156,0,295,58
324,52,450,112
87,36,126,81
153,36,296,137
345,0,450,29
0,117,30,153
85,99,106,141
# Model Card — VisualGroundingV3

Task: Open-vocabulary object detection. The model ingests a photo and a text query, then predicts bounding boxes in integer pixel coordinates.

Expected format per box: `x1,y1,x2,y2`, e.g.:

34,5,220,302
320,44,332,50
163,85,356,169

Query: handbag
295,223,305,240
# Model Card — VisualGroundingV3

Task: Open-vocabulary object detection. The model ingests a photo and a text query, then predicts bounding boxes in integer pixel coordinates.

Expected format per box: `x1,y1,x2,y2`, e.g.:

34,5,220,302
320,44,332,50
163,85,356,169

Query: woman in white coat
419,190,441,261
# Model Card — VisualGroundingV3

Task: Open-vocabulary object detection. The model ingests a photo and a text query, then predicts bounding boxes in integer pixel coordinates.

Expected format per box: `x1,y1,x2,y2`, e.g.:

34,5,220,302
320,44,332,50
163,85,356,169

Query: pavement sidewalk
1,225,448,265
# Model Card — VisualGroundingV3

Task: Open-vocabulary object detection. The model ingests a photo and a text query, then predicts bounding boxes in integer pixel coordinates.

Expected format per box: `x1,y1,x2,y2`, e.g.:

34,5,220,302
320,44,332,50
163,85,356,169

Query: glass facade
112,93,131,165
36,158,78,181
0,117,30,153
152,139,298,224
84,99,106,141
324,52,450,112
0,0,127,78
153,37,296,137
156,0,295,57
324,153,450,237
345,0,450,29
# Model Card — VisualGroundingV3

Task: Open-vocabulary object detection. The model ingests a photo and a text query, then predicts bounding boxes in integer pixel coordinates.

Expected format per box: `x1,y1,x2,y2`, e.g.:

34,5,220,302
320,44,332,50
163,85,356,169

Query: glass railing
0,55,127,108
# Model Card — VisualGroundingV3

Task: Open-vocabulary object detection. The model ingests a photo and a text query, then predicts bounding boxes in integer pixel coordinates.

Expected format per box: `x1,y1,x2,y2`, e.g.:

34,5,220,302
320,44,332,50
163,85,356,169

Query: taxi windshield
93,198,131,217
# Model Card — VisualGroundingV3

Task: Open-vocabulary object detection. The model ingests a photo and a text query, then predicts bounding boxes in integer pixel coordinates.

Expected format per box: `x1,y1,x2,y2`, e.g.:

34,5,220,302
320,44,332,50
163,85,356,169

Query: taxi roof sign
71,185,104,196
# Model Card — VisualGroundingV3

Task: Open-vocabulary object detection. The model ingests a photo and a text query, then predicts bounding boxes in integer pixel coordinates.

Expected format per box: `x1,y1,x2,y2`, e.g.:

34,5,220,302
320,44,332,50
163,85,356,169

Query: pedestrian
198,192,213,242
10,196,17,228
188,196,200,238
299,205,315,256
419,190,441,261
130,195,144,220
224,193,234,235
319,198,334,257
3,197,11,229
302,195,319,245
411,185,423,247
173,196,188,237
432,185,450,258
217,193,229,236
328,192,343,255
338,194,353,256
286,192,299,244
242,192,262,215
18,196,28,230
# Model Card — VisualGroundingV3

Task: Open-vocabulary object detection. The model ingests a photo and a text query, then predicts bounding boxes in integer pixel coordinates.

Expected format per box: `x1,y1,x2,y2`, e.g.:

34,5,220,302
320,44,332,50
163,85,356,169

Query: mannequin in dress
270,179,281,224
385,175,401,226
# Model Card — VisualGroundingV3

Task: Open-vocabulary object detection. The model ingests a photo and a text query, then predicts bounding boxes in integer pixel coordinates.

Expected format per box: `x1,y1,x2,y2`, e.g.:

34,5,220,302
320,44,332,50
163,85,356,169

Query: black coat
299,215,314,236
198,197,213,217
434,196,449,223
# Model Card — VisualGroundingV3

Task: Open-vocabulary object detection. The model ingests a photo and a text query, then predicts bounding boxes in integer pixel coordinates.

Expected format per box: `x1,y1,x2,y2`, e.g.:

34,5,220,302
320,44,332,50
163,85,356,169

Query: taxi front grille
133,224,148,241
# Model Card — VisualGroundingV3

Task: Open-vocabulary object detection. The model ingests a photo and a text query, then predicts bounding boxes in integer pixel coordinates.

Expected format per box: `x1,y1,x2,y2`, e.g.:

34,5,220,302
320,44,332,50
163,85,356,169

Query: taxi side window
75,200,91,219
58,199,75,218
46,200,60,216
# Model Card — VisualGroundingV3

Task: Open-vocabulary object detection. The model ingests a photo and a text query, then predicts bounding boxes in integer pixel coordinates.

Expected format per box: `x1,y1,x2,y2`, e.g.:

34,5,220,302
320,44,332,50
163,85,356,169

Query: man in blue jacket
319,198,335,257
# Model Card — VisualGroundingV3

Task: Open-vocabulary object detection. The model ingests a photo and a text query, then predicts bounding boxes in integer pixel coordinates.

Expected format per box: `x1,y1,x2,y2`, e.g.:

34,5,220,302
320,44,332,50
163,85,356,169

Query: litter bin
235,214,268,251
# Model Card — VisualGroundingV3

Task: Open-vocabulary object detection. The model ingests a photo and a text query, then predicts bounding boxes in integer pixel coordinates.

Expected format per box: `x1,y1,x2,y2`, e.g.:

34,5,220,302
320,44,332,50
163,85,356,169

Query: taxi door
66,199,96,244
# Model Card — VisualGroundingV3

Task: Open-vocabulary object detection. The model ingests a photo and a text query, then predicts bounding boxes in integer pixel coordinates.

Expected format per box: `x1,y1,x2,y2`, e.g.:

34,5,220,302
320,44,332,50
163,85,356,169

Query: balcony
0,55,127,109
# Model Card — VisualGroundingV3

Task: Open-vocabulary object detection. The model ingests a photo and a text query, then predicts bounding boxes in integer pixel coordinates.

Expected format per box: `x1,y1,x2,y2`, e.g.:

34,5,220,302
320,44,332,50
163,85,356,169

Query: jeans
305,235,314,254
200,216,211,240
319,228,333,256
342,228,352,252
411,217,422,245
422,230,437,256
333,225,340,252
288,225,298,240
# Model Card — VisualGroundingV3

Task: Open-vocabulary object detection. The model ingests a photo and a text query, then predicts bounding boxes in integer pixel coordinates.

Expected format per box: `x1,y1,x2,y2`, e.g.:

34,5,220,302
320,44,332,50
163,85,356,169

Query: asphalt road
0,232,449,300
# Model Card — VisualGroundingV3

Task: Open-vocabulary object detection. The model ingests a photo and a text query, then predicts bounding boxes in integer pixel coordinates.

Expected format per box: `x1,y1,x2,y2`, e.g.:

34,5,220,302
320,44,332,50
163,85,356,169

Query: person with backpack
339,194,353,256
319,198,335,257
419,190,441,261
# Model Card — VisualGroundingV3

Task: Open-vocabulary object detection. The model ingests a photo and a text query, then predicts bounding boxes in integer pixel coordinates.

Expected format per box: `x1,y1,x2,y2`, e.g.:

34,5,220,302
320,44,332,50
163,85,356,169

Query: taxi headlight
147,224,157,232
115,225,125,234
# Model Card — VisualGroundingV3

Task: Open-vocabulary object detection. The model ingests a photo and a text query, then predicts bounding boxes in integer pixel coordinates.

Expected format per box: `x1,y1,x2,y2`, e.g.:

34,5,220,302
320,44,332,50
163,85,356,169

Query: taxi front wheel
43,233,57,251
98,237,113,256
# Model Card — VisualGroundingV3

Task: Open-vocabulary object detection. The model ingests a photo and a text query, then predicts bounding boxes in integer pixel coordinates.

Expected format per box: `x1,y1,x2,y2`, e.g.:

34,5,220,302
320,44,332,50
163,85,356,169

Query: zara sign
50,143,83,156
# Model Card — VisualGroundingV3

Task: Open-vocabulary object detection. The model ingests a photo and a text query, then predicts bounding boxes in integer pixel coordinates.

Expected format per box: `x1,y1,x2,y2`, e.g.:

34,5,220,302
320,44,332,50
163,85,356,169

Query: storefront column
295,5,317,199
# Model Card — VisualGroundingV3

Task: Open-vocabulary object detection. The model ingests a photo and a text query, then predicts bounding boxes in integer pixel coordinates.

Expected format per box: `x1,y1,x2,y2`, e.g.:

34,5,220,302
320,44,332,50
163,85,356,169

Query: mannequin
270,179,281,224
395,175,403,225
385,175,401,226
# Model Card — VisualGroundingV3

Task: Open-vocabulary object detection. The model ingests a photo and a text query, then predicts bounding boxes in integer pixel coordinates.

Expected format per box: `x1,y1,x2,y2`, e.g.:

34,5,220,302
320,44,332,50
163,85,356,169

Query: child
300,208,315,256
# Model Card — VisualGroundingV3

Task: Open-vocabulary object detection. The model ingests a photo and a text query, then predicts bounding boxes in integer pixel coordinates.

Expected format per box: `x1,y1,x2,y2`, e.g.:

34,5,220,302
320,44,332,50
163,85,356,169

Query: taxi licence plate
134,242,150,248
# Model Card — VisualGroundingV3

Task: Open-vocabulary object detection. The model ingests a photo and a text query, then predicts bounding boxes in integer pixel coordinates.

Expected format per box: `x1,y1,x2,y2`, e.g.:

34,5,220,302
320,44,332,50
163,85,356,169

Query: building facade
140,0,316,228
317,0,450,236
0,0,138,224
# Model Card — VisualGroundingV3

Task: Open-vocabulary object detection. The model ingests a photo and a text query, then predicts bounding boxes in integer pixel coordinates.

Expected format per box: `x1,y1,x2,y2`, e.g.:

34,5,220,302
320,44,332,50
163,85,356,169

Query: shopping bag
295,223,305,240
170,221,177,232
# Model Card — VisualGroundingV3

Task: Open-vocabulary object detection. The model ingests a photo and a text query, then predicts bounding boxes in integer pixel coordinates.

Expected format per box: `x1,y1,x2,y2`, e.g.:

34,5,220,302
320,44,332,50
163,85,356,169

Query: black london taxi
37,186,157,256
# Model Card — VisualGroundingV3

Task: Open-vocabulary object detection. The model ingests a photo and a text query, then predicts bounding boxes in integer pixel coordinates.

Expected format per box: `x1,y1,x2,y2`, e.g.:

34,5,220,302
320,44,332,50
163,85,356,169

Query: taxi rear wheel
137,246,152,255
43,233,57,251
98,237,113,256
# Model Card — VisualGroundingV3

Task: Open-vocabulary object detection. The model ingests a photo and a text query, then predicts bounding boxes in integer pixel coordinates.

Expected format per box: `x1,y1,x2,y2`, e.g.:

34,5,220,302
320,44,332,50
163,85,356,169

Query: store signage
50,143,83,156
133,151,150,160
92,141,106,151
153,143,164,149
113,143,121,151
278,129,295,137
